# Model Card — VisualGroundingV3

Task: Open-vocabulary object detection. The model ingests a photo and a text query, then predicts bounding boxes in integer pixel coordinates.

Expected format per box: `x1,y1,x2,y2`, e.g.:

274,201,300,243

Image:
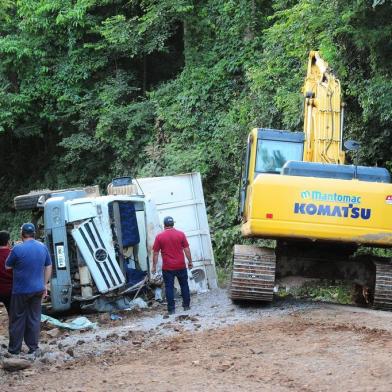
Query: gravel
0,288,319,367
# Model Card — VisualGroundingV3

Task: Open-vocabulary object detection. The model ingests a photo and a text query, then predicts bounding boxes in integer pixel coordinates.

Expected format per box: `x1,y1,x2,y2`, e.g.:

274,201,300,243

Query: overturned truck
14,173,217,313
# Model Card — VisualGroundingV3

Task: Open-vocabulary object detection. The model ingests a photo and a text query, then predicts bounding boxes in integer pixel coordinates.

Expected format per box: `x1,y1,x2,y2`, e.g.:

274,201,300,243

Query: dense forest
0,0,391,266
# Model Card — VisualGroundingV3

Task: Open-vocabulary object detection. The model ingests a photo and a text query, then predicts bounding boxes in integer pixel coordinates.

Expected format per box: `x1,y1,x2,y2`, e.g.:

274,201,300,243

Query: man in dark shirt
6,223,52,355
152,216,193,315
0,231,12,314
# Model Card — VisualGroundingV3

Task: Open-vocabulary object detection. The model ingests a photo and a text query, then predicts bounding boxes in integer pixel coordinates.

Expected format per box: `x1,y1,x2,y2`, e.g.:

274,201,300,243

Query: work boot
183,306,190,311
163,309,175,318
7,350,20,356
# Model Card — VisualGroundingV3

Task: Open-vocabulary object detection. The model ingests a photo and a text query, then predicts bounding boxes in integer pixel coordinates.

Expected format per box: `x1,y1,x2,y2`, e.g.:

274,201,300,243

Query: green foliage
1,0,392,265
216,265,232,289
355,247,392,258
277,280,353,305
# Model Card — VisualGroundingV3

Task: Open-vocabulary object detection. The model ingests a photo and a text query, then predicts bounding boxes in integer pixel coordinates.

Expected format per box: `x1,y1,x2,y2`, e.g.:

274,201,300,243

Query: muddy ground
1,289,392,391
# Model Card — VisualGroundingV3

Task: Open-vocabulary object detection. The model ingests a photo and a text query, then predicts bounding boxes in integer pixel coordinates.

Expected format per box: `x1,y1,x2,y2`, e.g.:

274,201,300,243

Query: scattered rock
46,328,62,338
98,314,111,325
66,347,74,357
2,358,32,372
181,338,193,343
40,356,55,365
216,362,234,372
175,315,190,322
76,339,85,345
23,368,37,377
162,323,174,329
40,352,68,365
106,333,119,342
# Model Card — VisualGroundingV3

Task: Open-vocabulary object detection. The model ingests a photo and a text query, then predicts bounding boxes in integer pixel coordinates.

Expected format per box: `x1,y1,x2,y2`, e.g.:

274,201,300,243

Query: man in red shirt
152,216,193,315
0,230,12,314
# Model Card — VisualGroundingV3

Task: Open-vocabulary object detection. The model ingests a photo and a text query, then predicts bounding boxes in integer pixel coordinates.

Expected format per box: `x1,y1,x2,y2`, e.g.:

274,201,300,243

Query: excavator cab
255,130,304,174
239,128,304,219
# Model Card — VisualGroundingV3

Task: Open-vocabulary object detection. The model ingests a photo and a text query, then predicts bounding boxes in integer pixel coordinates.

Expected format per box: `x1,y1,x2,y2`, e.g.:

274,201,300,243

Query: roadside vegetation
276,280,353,305
0,0,391,270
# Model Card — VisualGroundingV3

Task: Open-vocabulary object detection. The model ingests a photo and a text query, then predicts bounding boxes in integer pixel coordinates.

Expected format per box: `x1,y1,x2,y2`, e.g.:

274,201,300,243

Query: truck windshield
256,139,303,174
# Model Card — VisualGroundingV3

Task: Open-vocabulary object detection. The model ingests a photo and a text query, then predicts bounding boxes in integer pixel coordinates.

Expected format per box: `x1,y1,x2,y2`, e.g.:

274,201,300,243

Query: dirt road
1,289,392,391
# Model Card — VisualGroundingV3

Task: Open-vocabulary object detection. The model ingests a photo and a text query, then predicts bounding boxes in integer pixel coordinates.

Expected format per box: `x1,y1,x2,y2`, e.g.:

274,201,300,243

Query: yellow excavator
230,51,392,309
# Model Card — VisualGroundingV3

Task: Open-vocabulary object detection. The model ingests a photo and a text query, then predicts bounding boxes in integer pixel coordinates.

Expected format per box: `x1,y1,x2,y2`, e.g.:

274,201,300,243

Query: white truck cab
46,193,160,311
16,173,217,313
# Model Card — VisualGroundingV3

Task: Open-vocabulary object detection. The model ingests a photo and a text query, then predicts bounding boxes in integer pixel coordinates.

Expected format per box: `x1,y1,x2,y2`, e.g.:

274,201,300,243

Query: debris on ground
41,315,97,330
129,297,148,309
81,296,149,313
46,328,62,338
2,358,32,372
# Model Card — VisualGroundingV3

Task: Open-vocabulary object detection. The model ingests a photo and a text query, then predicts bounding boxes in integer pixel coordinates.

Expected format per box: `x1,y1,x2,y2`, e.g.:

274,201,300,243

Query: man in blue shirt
6,223,52,355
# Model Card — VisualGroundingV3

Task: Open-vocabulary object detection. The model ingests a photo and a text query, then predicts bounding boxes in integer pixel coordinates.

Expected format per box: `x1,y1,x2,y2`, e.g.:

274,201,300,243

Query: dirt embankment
1,290,392,391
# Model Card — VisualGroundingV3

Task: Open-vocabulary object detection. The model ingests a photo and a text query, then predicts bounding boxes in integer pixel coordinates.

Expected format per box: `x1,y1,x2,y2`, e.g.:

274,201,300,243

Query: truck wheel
14,190,53,211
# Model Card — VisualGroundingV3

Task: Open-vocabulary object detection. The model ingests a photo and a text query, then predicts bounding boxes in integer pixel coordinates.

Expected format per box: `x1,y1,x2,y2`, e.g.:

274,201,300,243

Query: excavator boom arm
303,51,345,164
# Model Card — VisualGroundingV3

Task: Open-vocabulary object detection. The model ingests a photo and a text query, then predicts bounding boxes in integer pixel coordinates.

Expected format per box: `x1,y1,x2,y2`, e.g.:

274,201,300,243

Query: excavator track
373,260,392,311
229,244,276,302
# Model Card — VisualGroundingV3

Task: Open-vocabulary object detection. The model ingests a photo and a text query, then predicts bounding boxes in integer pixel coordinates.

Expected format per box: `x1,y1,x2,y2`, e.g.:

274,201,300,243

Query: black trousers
8,291,43,354
0,294,11,314
162,269,190,312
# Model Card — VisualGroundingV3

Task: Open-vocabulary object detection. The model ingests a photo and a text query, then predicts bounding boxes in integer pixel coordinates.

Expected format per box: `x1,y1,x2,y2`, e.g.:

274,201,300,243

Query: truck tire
14,187,87,211
14,190,53,211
